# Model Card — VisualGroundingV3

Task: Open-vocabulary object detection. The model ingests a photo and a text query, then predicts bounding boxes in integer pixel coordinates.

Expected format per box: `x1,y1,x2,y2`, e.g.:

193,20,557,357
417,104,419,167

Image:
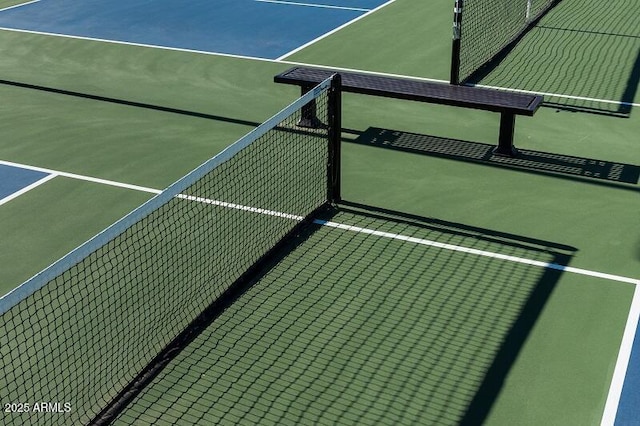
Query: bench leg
298,85,324,128
494,112,519,157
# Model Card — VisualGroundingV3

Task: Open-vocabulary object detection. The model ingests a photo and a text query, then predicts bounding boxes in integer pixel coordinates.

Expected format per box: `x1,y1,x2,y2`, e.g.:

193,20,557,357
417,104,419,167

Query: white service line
254,0,370,12
0,173,56,206
2,159,637,287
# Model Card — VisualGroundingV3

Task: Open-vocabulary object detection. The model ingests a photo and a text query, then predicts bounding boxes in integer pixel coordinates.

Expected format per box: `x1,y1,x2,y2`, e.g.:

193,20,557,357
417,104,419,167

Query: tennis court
0,0,638,424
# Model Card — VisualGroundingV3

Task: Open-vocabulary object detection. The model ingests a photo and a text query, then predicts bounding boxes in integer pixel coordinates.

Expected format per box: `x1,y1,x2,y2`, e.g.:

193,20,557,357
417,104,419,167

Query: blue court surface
0,0,389,59
0,164,49,201
616,322,640,426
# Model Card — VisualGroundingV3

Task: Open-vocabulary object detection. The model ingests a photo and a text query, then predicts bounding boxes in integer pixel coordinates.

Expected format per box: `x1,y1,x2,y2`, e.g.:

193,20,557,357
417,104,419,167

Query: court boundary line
0,172,56,206
0,0,39,13
0,26,279,61
254,0,371,12
0,24,636,108
2,159,636,289
473,83,640,108
315,219,640,286
275,0,396,60
601,285,640,425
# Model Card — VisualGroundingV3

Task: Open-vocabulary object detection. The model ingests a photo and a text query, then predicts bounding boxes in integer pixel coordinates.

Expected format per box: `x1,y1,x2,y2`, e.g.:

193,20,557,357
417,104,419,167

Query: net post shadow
619,46,640,116
459,250,572,425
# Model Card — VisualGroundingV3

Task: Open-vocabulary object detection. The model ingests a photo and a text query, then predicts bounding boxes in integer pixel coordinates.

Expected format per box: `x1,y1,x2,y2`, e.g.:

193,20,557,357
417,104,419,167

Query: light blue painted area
0,164,49,200
615,320,640,426
0,0,390,59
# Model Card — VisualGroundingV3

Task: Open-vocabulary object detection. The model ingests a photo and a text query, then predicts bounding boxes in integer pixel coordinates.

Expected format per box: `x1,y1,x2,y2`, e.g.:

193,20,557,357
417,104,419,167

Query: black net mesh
471,0,639,116
0,83,331,426
455,0,561,84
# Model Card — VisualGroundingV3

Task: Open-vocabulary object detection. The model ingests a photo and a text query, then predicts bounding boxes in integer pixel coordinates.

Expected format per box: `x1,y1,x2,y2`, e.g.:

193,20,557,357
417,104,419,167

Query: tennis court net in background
451,0,562,84
0,76,338,426
472,0,640,116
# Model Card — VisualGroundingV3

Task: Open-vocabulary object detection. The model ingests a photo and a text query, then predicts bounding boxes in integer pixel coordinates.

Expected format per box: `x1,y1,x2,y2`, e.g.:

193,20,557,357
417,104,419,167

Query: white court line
0,159,161,195
0,23,635,108
473,83,640,108
601,285,640,425
1,159,637,288
177,194,305,221
0,26,275,62
0,173,56,206
156,194,640,287
0,0,40,13
314,219,640,286
276,0,396,60
254,0,370,12
315,217,640,425
3,160,639,423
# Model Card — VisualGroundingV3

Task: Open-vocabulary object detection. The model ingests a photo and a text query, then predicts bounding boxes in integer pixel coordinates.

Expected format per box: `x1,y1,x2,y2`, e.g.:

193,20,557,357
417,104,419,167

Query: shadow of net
112,204,574,425
470,0,640,117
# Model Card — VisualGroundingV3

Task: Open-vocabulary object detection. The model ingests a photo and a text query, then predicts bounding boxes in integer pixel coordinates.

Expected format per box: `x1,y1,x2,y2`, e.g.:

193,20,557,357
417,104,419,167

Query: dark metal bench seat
274,66,544,156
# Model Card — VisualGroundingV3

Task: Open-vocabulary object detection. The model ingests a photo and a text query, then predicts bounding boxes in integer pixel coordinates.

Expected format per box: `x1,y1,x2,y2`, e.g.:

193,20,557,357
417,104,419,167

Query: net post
450,0,463,85
328,73,342,203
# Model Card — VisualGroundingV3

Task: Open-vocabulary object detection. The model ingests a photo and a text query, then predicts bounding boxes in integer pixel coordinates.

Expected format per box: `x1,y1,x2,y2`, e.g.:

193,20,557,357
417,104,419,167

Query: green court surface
0,0,638,424
113,208,564,425
473,0,639,116
0,0,30,9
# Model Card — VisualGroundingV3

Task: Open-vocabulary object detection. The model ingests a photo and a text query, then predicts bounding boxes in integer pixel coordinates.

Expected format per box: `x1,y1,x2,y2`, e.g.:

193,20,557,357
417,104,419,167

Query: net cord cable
0,77,335,316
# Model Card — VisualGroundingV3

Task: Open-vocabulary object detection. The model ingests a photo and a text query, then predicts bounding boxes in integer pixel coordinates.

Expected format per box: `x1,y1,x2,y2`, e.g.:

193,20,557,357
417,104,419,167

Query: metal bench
274,66,544,157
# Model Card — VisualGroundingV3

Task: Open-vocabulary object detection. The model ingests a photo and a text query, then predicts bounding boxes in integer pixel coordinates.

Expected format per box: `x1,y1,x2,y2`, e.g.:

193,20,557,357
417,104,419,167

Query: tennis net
0,75,340,426
451,0,562,84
